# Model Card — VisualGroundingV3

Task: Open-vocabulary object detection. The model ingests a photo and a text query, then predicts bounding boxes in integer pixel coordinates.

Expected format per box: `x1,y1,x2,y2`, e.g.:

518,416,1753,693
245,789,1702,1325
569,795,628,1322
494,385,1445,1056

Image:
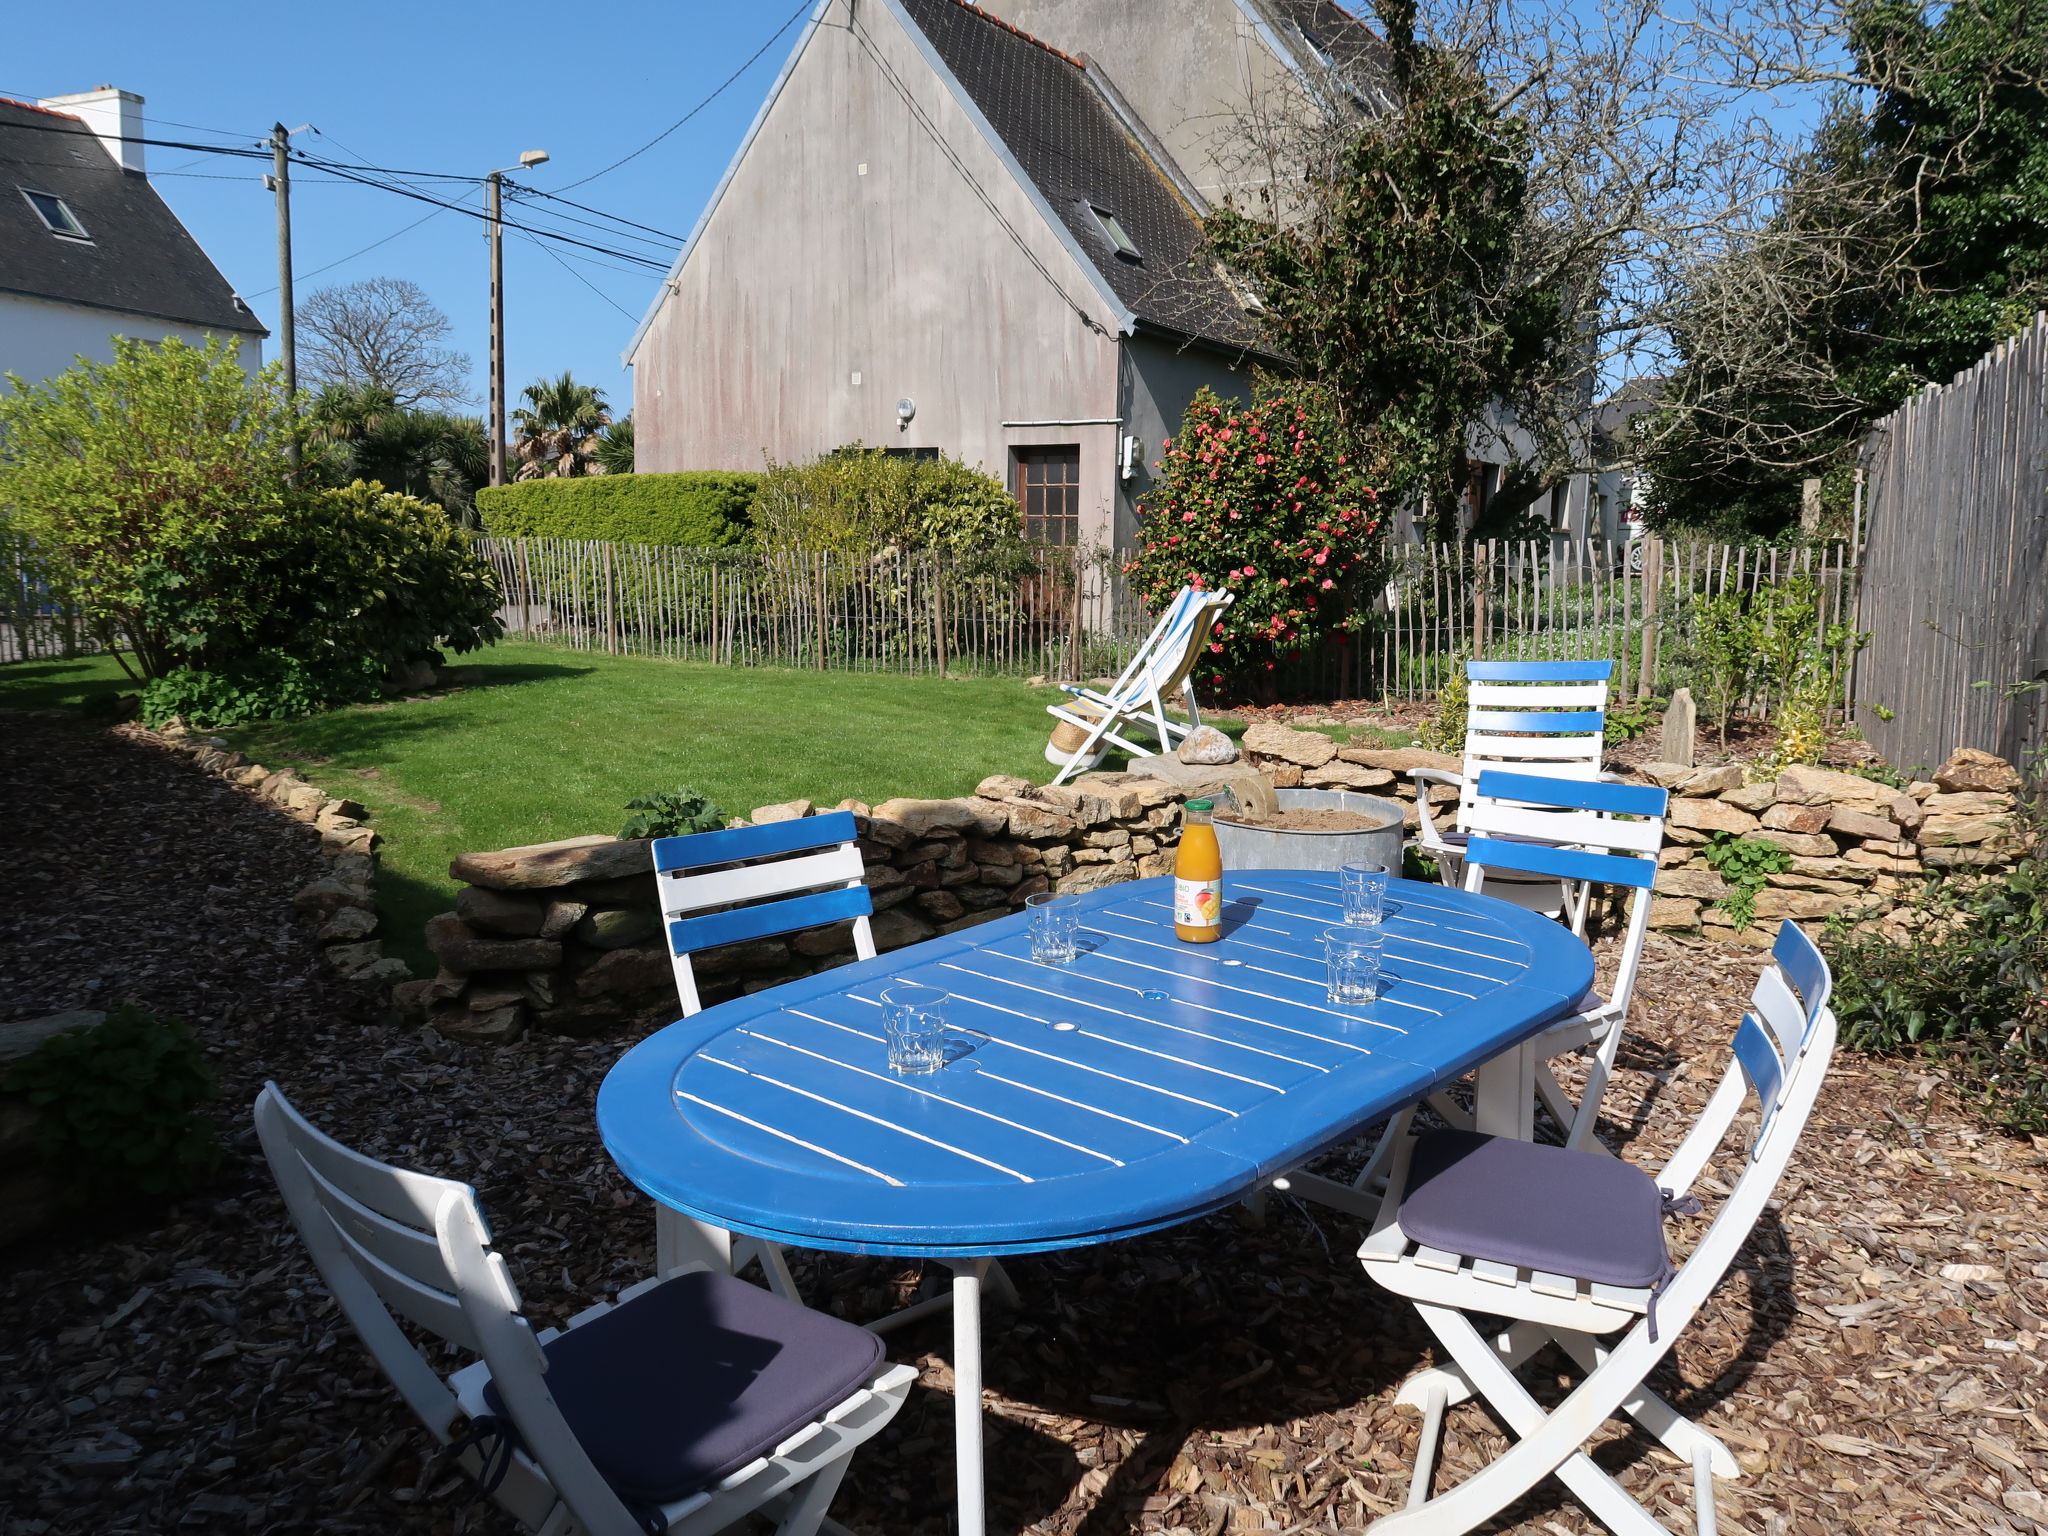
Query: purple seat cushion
1398,1130,1671,1290
485,1268,884,1505
1570,986,1606,1014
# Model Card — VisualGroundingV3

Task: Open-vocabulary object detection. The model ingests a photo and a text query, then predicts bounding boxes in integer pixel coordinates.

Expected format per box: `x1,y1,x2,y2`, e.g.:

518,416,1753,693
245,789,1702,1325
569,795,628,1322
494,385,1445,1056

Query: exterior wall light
897,397,916,431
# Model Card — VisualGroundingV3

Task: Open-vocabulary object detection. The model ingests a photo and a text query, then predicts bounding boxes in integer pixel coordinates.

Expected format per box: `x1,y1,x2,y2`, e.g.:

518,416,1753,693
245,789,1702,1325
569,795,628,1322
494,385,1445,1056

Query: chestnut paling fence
473,536,1862,710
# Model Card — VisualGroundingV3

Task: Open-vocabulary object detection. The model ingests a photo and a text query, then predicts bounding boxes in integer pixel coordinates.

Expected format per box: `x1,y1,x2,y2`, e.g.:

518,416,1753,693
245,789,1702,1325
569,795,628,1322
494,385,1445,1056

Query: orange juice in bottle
1174,798,1224,942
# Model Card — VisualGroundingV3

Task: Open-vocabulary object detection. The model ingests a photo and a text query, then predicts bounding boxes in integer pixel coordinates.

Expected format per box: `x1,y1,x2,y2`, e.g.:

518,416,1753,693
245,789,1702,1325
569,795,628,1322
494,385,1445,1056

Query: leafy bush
621,787,727,840
136,481,504,728
1604,695,1664,743
8,1007,221,1197
749,449,1021,556
1124,382,1387,695
1414,661,1469,755
1700,831,1794,930
476,471,757,547
1824,814,2048,1133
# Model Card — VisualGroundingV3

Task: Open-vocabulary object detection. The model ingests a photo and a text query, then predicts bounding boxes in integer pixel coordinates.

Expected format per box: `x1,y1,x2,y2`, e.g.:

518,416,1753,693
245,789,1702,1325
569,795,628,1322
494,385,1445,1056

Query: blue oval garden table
598,871,1594,1536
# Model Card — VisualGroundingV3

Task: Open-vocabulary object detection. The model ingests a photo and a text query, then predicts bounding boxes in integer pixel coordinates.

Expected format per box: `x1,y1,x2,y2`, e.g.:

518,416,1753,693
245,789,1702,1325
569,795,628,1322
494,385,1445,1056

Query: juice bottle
1173,798,1224,943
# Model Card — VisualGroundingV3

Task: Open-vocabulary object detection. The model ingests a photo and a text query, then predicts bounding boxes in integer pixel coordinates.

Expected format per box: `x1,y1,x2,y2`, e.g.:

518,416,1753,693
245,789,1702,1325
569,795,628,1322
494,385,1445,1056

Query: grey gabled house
627,0,1386,550
1,88,266,389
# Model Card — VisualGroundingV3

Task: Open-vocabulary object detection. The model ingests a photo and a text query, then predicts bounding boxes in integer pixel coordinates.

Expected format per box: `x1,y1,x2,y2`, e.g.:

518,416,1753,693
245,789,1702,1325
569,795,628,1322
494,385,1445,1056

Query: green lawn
0,653,139,712
215,643,1097,972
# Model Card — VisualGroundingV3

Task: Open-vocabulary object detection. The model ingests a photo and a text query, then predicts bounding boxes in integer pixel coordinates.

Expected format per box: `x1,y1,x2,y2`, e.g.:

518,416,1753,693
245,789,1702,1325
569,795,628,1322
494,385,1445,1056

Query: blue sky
7,1,813,418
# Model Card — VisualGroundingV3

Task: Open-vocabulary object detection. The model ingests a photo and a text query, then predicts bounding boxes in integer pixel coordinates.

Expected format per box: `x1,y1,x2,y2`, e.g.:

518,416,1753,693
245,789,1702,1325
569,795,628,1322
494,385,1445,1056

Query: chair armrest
1408,767,1466,788
1409,767,1463,850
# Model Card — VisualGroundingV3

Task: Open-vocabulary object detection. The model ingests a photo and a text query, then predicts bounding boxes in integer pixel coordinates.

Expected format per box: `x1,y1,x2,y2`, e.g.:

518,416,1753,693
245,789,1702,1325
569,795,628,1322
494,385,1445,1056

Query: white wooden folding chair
1045,584,1234,783
254,1083,914,1536
1412,660,1612,915
1357,920,1836,1536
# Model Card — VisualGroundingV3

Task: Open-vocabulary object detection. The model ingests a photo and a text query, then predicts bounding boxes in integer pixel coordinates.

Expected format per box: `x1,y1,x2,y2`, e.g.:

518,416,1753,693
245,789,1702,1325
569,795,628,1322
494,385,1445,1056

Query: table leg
654,1205,731,1279
950,1257,989,1536
1473,1038,1536,1140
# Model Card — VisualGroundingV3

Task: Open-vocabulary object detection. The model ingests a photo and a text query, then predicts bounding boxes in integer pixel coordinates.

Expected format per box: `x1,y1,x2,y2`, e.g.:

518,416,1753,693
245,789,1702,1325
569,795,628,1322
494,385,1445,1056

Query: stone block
323,940,384,975
1263,762,1304,788
978,861,1024,888
316,906,378,943
1137,850,1176,878
1648,897,1701,930
1659,687,1696,767
1762,802,1831,834
539,899,589,940
1658,846,1693,867
897,859,941,888
293,875,374,918
940,909,1007,935
835,798,872,819
464,978,527,1011
1749,829,1837,857
1040,846,1075,878
1787,855,1873,881
1841,847,1924,872
575,944,670,999
1011,873,1052,902
1123,757,1280,817
1752,888,1854,921
749,799,813,824
869,907,936,952
1829,806,1901,841
870,885,917,911
321,825,379,855
1083,827,1132,849
1905,780,1939,799
862,815,916,849
261,771,307,804
1241,721,1336,767
1636,762,1692,789
976,773,1034,801
1924,845,2008,869
1667,797,1759,835
967,838,1017,866
1888,795,1927,834
433,1002,526,1045
791,921,857,957
939,862,980,887
453,834,652,891
871,797,1006,839
1918,813,2012,846
915,889,965,920
1655,868,1729,900
0,1010,106,1066
1699,918,1776,948
1923,791,2014,816
1069,848,1114,865
1858,837,1917,857
1177,724,1239,765
390,980,434,1019
1005,802,1080,841
228,764,270,787
1066,775,1145,818
283,784,329,819
1677,764,1743,797
1774,763,1893,807
1058,860,1138,895
1763,873,1864,894
1719,782,1778,813
1303,762,1397,791
1933,748,2020,794
433,926,564,974
456,885,548,937
573,907,659,949
901,839,962,865
1337,746,1462,774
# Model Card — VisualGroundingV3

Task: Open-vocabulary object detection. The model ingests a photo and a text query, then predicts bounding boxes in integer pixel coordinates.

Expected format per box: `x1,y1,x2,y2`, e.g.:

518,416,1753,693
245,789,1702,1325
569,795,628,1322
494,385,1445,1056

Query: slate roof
1254,0,1396,105
896,0,1263,350
0,97,265,336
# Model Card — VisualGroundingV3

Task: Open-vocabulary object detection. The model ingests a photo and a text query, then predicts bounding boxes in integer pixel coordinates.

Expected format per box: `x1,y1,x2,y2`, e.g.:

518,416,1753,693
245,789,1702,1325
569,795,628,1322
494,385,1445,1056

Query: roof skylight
21,188,90,240
1088,205,1141,261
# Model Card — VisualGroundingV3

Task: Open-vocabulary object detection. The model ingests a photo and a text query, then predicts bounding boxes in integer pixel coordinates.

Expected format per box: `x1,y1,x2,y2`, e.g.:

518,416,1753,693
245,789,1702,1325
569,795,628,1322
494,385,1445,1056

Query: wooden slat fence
477,536,1859,712
1855,313,2048,776
0,533,100,665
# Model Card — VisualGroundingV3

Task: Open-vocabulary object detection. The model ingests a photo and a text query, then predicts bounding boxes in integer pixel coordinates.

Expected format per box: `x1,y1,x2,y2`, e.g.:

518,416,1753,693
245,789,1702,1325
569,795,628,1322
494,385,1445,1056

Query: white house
1,87,266,389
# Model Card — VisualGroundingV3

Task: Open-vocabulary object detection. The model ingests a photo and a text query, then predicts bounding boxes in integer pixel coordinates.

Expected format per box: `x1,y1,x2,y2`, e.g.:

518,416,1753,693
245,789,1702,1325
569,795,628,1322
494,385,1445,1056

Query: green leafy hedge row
475,472,759,547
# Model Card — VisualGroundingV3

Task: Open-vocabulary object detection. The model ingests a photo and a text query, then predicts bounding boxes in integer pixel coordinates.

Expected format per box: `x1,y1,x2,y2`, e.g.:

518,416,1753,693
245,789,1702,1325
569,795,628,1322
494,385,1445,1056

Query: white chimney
37,86,146,174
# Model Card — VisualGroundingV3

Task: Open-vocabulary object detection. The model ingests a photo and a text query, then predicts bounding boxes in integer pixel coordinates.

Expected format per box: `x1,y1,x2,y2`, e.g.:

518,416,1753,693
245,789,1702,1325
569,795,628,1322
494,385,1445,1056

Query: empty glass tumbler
1025,891,1082,965
1324,927,1386,1007
1339,862,1390,926
881,983,949,1075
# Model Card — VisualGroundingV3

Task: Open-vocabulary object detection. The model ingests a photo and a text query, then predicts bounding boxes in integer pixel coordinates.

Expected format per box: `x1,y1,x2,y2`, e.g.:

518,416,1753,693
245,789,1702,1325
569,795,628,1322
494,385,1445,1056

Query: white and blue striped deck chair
1044,584,1234,784
1412,659,1612,912
1357,924,1835,1536
649,813,875,1300
1461,770,1667,1150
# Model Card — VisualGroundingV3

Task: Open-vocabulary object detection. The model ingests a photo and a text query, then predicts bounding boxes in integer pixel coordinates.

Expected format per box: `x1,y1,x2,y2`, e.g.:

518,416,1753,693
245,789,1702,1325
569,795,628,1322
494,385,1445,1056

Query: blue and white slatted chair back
1458,660,1612,822
654,812,876,1017
1356,940,1837,1536
1461,770,1667,1148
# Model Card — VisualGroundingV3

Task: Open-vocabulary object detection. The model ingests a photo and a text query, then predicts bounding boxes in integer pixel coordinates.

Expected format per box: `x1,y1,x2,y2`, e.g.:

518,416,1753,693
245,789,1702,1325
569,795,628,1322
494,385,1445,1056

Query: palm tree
511,372,610,479
594,413,635,476
304,382,489,521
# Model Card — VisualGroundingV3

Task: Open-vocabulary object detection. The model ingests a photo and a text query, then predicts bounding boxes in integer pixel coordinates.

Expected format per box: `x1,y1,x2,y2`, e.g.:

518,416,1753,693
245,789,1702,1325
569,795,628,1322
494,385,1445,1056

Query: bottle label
1174,877,1222,929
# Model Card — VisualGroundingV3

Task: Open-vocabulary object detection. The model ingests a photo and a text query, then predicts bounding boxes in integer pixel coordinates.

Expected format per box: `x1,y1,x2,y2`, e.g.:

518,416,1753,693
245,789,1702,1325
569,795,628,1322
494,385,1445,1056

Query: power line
501,186,678,255
519,187,686,245
553,0,813,190
514,229,643,322
246,205,451,298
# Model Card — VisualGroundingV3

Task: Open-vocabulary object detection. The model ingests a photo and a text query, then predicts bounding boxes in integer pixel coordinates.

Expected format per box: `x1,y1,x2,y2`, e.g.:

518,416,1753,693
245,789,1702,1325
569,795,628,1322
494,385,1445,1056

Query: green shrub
1699,831,1794,930
1824,813,2048,1133
476,471,758,547
137,481,504,727
8,1007,221,1198
620,786,727,840
749,449,1022,556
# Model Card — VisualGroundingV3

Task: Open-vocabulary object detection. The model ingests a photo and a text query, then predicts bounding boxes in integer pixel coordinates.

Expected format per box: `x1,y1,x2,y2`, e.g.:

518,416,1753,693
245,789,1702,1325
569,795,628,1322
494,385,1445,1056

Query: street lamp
486,149,551,487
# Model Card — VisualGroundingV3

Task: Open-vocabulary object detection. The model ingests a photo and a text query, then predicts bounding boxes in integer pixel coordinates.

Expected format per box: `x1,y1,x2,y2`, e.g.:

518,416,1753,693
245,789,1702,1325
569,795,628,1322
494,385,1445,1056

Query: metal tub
1212,788,1406,873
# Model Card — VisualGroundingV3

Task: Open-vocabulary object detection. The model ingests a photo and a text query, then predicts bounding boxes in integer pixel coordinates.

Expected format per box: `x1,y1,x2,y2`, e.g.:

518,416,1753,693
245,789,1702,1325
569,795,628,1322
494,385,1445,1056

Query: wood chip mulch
2,711,2044,1536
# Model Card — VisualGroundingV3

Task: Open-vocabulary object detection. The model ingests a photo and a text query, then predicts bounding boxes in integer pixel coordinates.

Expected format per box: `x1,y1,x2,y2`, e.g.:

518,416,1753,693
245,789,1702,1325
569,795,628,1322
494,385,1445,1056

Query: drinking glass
1025,891,1082,965
1324,927,1386,1007
1339,861,1390,927
881,983,949,1075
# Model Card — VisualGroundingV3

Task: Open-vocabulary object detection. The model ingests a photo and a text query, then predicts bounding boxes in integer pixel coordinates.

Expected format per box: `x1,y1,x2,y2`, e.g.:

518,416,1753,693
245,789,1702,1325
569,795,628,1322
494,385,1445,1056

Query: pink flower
1321,578,1335,590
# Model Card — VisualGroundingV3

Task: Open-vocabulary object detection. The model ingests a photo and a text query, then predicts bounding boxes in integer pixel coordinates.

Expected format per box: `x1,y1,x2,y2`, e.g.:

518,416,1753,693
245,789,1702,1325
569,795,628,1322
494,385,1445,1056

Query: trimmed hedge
475,471,758,547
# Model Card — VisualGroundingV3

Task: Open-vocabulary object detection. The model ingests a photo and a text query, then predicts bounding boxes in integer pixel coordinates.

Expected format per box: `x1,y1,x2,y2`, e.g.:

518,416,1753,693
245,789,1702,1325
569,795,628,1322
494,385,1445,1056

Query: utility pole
268,123,298,469
487,169,506,487
484,148,550,487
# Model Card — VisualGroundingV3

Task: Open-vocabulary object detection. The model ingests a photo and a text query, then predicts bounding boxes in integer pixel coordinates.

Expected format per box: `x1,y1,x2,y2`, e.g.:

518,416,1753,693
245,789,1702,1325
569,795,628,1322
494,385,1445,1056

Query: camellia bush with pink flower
1124,381,1387,697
